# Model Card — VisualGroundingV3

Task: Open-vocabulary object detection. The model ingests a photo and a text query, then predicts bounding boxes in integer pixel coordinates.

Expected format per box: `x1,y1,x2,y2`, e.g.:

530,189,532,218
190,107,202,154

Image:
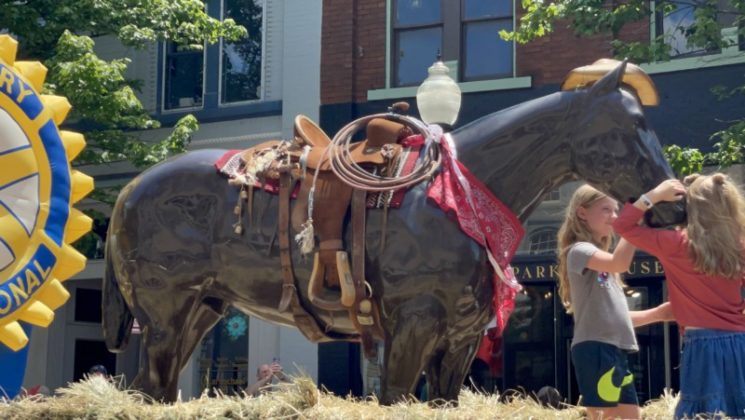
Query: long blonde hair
557,185,613,313
684,173,745,279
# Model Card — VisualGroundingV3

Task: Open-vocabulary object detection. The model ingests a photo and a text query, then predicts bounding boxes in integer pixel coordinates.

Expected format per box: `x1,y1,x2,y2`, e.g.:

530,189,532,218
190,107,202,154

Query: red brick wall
321,0,355,105
321,2,651,105
618,19,652,46
514,10,651,86
515,22,613,86
353,1,387,103
321,0,387,105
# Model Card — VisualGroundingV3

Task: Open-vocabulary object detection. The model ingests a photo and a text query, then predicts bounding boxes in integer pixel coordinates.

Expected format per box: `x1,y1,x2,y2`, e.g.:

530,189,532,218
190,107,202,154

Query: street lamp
416,59,462,129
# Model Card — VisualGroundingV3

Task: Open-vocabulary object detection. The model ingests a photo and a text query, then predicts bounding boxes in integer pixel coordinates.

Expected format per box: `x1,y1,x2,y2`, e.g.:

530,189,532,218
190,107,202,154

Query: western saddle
233,112,412,357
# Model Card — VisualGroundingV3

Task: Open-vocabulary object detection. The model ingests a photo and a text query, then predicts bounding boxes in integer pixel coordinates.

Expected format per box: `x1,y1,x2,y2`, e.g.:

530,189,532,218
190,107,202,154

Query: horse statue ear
588,59,628,98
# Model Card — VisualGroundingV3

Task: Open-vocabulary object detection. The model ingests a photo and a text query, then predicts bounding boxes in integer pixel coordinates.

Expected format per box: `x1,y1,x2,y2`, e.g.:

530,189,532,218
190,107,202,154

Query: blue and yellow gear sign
0,34,93,351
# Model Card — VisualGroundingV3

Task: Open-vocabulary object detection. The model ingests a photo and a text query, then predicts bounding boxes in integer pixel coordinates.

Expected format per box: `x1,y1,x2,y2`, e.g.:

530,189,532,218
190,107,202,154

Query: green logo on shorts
597,366,634,402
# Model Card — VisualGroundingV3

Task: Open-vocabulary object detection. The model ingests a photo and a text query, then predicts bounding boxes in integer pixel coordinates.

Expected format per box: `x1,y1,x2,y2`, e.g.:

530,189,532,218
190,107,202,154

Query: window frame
652,0,732,59
159,0,268,114
643,0,745,75
389,0,516,88
459,0,515,82
545,189,560,202
391,0,445,88
528,227,558,256
160,41,208,114
218,0,267,107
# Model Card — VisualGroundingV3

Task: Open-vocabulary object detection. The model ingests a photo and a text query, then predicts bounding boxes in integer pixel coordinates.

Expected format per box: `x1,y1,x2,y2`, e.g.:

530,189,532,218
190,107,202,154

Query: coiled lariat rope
326,114,442,191
296,113,442,251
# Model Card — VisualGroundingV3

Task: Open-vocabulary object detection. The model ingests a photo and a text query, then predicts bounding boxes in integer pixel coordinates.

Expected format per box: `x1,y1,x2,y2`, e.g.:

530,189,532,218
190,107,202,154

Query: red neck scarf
404,132,525,334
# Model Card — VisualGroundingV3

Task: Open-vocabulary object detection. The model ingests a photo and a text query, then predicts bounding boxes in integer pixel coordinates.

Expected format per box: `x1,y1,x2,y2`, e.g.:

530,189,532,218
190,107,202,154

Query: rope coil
297,114,442,253
313,113,442,193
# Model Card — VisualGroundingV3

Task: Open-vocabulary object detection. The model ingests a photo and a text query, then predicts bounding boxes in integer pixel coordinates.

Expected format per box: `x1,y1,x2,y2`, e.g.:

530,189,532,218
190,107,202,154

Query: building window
503,284,556,393
73,339,116,382
462,1,513,81
162,0,264,112
655,0,737,58
221,0,263,104
391,0,514,87
198,308,249,396
393,0,443,87
164,43,205,110
546,189,560,202
529,228,558,255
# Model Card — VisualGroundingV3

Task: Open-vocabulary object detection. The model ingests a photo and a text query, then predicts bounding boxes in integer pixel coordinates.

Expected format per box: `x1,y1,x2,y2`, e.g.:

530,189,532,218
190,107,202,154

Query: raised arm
613,180,686,256
585,238,636,274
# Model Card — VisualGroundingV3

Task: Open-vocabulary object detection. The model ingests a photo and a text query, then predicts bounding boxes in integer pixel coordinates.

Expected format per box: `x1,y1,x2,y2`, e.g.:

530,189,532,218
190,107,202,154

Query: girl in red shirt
614,174,745,419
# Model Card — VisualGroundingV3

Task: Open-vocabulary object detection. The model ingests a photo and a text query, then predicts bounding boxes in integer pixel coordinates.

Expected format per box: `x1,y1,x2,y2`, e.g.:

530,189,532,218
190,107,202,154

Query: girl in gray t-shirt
556,185,673,420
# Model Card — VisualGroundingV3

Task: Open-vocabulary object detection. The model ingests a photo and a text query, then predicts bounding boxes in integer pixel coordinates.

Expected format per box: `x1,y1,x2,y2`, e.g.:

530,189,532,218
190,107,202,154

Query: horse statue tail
102,236,134,352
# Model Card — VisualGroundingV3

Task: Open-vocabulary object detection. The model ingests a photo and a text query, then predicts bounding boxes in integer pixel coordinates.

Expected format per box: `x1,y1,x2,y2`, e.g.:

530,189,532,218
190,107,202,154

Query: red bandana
405,133,525,334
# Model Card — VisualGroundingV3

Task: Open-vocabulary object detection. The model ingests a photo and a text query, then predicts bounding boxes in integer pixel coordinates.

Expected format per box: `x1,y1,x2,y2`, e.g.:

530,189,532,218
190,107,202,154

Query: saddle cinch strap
276,169,328,342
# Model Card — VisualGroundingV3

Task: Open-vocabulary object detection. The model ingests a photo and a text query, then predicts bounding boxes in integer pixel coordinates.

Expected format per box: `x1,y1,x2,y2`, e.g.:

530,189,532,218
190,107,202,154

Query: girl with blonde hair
558,184,672,420
614,174,745,419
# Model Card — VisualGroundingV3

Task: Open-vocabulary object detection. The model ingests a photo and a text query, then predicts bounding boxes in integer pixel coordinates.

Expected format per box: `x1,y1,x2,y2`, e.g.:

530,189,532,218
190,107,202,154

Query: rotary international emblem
0,35,93,351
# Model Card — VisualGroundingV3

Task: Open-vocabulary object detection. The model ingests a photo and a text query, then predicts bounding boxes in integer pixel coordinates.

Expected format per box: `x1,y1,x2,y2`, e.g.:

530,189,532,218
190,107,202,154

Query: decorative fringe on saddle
219,142,293,236
226,147,282,187
295,179,316,255
295,218,315,255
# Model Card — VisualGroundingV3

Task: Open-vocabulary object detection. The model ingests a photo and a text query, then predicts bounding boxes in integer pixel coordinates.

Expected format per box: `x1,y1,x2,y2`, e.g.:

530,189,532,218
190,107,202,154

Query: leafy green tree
502,0,745,175
0,0,247,255
1,0,246,177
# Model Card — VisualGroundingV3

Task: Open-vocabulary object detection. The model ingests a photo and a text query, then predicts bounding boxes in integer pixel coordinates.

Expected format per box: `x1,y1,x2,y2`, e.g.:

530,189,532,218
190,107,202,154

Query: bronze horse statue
102,62,686,403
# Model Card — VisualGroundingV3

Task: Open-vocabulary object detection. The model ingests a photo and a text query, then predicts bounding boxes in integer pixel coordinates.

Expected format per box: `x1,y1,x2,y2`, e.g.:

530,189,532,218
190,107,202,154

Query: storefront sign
512,256,664,282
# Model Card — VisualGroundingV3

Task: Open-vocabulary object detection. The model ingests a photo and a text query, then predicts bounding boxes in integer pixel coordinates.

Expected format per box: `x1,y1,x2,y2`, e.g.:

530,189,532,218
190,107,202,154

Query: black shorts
571,341,638,407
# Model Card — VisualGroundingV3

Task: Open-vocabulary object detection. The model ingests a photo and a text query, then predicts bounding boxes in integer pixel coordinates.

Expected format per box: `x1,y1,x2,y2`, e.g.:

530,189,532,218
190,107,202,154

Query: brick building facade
318,1,744,150
320,1,652,104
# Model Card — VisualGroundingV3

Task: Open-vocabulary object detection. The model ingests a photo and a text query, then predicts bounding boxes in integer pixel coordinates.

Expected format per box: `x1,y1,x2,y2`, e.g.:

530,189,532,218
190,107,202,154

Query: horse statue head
569,60,685,227
454,60,686,228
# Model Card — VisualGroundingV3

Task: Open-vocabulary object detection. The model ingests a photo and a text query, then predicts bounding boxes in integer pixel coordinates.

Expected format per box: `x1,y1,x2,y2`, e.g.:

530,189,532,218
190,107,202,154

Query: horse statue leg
106,232,227,401
425,332,482,404
379,295,446,404
130,287,228,402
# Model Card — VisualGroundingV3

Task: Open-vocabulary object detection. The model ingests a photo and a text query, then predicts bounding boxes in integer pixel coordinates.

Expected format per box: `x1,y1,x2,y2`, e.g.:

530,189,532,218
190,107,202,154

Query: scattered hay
0,376,692,419
641,388,679,419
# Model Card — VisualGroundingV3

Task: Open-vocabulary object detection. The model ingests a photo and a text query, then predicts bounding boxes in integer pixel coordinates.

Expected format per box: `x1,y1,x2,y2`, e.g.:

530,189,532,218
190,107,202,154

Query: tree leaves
663,144,705,176
0,0,252,177
1,0,254,255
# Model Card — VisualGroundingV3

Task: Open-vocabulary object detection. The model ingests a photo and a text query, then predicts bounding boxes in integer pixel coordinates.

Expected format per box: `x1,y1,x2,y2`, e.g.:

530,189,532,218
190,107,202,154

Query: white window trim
160,41,208,114
370,0,531,100
544,189,560,202
642,1,745,75
218,0,267,107
528,227,558,255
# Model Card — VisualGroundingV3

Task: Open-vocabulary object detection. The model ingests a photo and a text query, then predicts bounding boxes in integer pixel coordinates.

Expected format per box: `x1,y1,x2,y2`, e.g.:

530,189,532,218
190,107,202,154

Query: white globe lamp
416,59,462,129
